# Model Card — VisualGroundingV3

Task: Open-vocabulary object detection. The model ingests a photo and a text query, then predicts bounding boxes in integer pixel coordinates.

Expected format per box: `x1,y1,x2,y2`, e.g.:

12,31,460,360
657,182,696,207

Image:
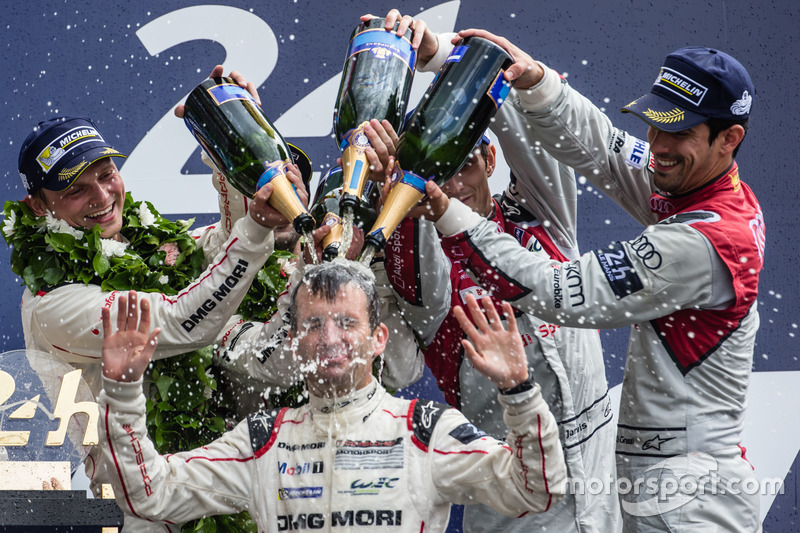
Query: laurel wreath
2,194,293,533
643,108,685,124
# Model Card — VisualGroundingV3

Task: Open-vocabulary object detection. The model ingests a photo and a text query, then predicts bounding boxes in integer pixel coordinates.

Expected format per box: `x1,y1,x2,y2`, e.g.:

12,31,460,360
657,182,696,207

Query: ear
717,124,745,157
485,144,497,177
23,194,48,217
371,323,389,356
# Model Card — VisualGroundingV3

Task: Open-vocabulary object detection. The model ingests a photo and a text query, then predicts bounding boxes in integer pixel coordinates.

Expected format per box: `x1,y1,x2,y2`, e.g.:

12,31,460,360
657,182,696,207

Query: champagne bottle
310,166,378,262
334,17,416,213
183,77,315,236
362,37,513,255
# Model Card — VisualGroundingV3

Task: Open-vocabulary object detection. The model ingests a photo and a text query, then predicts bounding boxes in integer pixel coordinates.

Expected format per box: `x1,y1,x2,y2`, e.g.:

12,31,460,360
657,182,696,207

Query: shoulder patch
593,242,644,299
247,408,282,454
448,423,489,445
411,400,450,447
658,210,720,226
496,187,537,224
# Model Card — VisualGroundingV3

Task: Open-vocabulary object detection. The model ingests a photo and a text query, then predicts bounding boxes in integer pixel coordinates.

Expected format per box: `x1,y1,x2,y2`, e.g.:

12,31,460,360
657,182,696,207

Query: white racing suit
432,61,765,532
385,36,619,533
19,172,274,532
99,376,567,532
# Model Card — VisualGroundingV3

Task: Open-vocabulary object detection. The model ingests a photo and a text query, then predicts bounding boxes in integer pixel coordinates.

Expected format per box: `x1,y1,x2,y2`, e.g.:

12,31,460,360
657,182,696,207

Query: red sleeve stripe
105,404,144,520
158,237,241,304
534,414,553,511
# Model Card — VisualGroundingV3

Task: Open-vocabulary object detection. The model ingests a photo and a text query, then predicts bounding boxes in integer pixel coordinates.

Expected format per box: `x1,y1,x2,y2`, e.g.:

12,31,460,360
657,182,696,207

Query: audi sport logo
650,196,674,214
628,235,663,269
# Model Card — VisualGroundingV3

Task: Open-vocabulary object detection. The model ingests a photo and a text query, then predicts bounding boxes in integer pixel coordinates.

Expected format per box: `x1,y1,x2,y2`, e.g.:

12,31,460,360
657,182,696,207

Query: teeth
657,159,677,167
86,205,113,218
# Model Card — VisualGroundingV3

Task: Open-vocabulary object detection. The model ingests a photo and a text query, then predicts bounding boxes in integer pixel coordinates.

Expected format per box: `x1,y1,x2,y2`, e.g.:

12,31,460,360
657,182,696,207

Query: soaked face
440,144,495,217
32,158,126,240
290,283,387,397
647,123,731,195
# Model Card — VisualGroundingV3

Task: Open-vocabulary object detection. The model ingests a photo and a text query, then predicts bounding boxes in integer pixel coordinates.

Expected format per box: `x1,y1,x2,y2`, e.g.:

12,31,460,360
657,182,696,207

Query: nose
320,319,343,344
87,182,111,207
648,127,667,153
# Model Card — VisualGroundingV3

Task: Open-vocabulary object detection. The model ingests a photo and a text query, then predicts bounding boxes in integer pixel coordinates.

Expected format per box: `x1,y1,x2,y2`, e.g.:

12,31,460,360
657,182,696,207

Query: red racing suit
431,59,765,532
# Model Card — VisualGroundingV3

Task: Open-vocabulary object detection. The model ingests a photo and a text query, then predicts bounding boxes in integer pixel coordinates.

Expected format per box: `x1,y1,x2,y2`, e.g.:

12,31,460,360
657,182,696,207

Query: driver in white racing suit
98,261,567,532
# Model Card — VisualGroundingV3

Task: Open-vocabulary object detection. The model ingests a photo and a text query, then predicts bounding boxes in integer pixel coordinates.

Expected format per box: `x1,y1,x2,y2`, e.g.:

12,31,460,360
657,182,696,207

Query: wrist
499,373,534,395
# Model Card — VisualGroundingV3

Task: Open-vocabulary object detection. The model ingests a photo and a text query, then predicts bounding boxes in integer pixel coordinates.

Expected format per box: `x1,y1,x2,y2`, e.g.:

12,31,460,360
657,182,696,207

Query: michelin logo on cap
654,67,708,107
36,126,103,173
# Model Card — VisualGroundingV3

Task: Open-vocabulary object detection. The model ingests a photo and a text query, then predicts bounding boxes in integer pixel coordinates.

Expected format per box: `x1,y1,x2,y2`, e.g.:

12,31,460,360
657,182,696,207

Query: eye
337,316,357,329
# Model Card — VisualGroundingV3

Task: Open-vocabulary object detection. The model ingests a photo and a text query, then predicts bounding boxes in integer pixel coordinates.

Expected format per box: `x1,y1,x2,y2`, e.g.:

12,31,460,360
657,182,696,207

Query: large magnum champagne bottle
183,77,315,236
310,166,378,262
362,37,513,259
334,17,415,252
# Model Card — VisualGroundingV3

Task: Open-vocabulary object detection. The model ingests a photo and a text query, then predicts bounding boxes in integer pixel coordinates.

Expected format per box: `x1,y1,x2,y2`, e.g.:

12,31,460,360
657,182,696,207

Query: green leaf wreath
2,194,295,532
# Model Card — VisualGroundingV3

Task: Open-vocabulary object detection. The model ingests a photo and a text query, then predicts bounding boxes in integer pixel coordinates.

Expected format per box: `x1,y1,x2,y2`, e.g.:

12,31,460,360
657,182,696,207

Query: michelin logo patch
655,67,708,106
277,486,323,500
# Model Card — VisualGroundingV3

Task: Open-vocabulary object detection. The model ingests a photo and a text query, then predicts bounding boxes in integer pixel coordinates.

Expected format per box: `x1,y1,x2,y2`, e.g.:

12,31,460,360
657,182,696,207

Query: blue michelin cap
621,47,754,132
17,116,126,194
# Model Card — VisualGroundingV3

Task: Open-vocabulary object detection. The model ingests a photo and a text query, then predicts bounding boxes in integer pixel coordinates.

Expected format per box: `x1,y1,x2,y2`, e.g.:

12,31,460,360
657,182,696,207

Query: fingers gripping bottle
183,77,316,240
361,37,513,261
334,17,416,255
309,167,378,262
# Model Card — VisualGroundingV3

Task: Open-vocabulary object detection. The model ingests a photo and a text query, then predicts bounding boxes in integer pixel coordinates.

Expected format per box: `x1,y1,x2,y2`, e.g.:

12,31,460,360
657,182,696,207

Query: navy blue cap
17,116,126,194
621,47,754,132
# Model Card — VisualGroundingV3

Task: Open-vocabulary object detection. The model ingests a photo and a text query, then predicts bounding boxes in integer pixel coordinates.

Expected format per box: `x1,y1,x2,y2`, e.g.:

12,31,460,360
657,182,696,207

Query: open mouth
85,204,114,220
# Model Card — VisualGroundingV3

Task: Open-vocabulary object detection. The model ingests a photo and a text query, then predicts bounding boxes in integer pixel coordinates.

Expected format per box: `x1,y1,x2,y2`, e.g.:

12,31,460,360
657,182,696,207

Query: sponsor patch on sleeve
593,242,644,299
624,137,649,170
449,423,489,445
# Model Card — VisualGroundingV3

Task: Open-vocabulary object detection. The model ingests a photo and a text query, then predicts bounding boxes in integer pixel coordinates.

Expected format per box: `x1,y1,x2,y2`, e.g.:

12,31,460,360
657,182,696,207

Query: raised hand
248,163,309,228
454,294,529,390
101,291,160,383
362,9,439,61
174,65,261,118
455,29,545,90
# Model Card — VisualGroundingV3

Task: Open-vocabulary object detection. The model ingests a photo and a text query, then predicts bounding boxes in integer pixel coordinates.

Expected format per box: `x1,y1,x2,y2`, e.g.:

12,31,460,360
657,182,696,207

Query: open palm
101,291,160,382
454,294,529,390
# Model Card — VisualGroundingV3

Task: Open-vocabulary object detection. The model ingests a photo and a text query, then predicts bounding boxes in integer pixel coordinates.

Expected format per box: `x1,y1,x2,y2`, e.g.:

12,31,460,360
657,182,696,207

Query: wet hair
707,117,749,158
288,261,380,332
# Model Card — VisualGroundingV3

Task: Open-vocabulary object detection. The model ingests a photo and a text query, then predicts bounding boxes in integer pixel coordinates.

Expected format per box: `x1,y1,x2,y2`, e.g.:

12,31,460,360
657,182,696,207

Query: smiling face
646,123,735,195
290,283,387,398
440,143,496,217
29,158,125,240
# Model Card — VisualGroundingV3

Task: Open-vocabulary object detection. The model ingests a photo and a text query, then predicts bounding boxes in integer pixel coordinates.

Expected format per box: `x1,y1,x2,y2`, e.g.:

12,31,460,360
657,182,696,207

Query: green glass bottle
310,166,378,262
362,36,513,255
183,77,315,235
334,17,416,211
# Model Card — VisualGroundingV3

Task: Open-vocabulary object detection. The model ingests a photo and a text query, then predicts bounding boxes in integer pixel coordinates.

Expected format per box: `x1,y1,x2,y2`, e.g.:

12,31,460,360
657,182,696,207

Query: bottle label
348,29,416,71
398,170,429,194
257,161,290,190
486,70,512,109
322,212,342,227
340,124,371,154
206,83,258,106
445,45,469,64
